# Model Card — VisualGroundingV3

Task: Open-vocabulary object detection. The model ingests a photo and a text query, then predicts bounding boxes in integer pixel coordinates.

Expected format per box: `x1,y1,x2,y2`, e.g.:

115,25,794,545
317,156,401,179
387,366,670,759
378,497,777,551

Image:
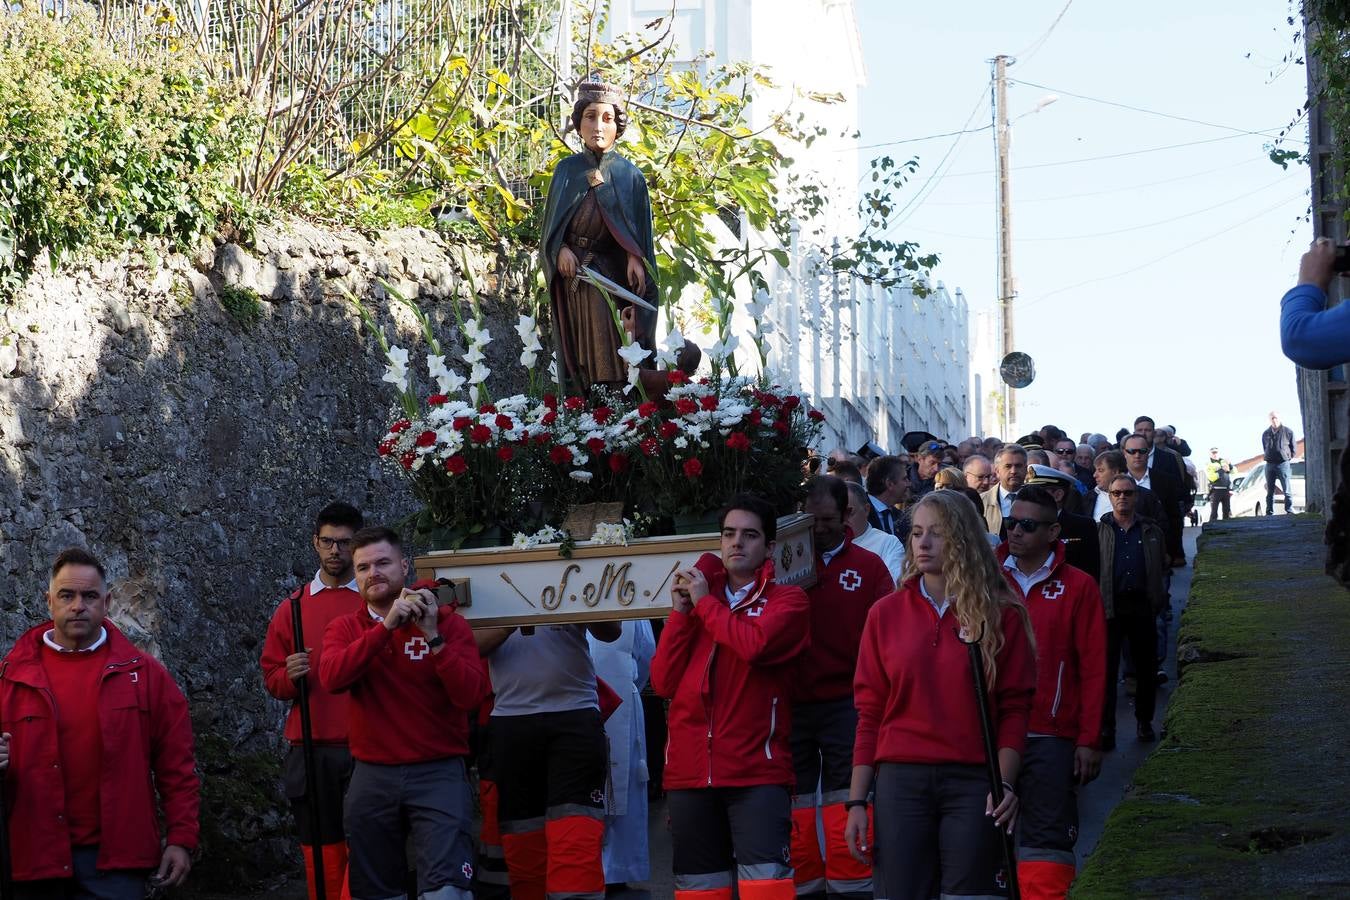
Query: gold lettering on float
580,562,638,607
541,564,582,610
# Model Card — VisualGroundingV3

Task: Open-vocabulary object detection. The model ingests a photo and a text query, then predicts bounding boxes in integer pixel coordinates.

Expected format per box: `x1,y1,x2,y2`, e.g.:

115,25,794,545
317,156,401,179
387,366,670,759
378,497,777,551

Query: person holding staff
845,491,1037,900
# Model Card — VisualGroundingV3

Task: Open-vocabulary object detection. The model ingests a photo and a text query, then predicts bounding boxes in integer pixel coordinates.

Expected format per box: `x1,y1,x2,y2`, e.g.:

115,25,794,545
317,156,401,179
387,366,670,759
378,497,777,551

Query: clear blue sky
855,0,1310,462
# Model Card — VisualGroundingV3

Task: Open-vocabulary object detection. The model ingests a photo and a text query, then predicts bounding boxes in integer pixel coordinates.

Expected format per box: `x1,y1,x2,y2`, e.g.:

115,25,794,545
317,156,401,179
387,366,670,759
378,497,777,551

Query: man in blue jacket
1281,237,1350,369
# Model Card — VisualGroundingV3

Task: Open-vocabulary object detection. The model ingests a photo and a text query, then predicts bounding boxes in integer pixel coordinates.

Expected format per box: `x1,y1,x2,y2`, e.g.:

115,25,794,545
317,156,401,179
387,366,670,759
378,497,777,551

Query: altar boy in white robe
588,619,657,888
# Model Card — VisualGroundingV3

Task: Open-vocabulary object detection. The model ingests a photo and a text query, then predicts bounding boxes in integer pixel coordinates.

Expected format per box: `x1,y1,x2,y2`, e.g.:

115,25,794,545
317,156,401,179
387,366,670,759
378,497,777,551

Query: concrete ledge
1073,516,1350,898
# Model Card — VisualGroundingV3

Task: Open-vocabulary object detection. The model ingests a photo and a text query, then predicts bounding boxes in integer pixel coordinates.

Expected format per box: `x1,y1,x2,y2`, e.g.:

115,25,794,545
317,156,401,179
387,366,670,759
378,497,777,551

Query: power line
855,124,992,153
1014,190,1307,309
939,131,1279,178
880,86,991,230
1014,0,1075,63
1007,78,1307,143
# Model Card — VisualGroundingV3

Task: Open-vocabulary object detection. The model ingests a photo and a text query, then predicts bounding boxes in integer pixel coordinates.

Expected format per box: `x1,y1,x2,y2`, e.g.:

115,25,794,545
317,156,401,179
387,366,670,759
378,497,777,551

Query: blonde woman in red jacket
845,490,1037,900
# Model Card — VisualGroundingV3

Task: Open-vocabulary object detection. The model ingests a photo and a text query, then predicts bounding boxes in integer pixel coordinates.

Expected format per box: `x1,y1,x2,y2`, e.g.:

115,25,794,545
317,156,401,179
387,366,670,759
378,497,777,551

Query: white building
605,0,970,452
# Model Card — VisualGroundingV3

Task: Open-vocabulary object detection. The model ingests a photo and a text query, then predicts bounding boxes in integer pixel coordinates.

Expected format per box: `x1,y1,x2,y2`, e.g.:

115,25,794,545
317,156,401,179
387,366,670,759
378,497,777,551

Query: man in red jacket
651,493,810,900
260,501,365,900
789,476,891,900
320,526,488,900
0,547,199,896
998,486,1107,900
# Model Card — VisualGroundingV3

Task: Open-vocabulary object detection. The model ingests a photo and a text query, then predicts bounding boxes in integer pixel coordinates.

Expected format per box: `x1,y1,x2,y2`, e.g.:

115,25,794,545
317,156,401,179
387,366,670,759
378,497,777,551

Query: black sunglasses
1007,517,1056,533
1109,489,1137,497
1124,448,1149,455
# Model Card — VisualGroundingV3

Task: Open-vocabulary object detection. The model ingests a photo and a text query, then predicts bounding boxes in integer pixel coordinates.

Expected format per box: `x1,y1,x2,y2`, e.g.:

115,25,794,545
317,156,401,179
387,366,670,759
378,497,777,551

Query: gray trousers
345,757,475,900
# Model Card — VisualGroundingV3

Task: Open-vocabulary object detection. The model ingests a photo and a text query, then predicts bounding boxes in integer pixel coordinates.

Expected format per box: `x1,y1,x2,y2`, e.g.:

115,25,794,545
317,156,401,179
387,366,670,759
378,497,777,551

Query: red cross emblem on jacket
404,636,429,660
838,569,862,591
1041,579,1065,600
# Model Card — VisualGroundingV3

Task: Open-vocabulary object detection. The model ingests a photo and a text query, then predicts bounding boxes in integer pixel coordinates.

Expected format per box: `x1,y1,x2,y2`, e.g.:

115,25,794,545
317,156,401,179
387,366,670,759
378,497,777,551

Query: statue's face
581,102,618,152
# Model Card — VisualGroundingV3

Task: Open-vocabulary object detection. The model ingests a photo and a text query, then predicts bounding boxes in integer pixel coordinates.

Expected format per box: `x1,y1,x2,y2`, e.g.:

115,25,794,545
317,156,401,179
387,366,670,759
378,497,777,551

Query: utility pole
993,54,1015,438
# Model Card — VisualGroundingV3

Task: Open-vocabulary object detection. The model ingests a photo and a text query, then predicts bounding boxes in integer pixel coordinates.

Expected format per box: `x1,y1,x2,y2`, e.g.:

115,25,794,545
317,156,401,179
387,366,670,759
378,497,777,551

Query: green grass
218,283,261,328
1073,517,1350,898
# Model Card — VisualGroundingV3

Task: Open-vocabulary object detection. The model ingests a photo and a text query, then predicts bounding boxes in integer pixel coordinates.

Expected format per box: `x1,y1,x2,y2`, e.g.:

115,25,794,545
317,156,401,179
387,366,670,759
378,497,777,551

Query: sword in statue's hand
578,265,658,312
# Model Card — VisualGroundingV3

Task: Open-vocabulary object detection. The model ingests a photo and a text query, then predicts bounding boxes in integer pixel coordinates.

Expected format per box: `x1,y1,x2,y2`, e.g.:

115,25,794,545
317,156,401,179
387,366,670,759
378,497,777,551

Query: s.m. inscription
539,562,638,610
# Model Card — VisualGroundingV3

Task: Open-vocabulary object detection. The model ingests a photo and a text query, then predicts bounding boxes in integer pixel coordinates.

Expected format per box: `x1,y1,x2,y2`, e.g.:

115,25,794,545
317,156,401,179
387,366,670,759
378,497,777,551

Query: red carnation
726,432,751,452
640,437,660,457
541,410,558,426
534,432,553,446
495,414,514,430
543,394,559,409
549,445,574,465
748,410,763,426
773,420,790,435
390,419,411,434
609,453,629,473
593,406,613,424
587,437,607,454
675,398,698,416
399,451,416,470
808,409,825,422
428,394,449,406
415,430,437,448
638,401,659,418
377,439,396,456
452,416,472,431
759,393,782,408
660,421,680,440
699,396,719,412
470,424,492,443
667,369,689,385
479,403,497,414
782,395,801,411
683,458,703,479
444,455,468,475
564,396,585,412
698,378,710,385
497,445,515,463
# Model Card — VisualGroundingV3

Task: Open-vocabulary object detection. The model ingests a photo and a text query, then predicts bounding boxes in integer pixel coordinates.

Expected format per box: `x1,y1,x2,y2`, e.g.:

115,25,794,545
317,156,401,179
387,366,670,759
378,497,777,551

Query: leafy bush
0,4,253,297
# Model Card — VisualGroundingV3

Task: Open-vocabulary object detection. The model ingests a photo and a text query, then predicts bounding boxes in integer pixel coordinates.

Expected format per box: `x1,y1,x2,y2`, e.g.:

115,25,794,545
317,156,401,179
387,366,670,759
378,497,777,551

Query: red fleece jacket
853,580,1037,767
795,537,892,704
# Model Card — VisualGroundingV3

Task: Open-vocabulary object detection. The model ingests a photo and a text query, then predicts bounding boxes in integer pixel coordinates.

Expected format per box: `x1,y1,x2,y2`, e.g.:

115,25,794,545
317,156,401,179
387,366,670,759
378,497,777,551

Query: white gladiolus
382,345,410,390
468,362,491,385
462,319,492,348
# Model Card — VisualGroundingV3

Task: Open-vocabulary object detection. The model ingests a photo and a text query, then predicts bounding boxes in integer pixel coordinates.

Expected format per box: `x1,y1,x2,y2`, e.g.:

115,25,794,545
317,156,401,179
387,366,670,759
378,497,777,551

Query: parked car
1229,459,1306,517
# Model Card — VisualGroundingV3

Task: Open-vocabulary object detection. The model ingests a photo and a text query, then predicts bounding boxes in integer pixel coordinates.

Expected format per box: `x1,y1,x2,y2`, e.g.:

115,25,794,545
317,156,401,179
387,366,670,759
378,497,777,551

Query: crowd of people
0,414,1218,900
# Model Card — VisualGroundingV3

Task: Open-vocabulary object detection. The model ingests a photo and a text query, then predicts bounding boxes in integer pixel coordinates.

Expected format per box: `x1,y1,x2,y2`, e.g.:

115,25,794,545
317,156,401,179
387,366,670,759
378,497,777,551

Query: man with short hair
261,501,365,900
845,480,904,583
1025,465,1100,582
998,487,1106,898
1072,444,1096,493
0,548,199,895
1122,433,1186,565
1097,477,1168,748
963,454,996,494
1093,450,1167,538
790,478,892,899
864,455,911,538
1262,411,1297,515
981,443,1028,536
652,494,810,900
320,527,489,900
1205,448,1235,522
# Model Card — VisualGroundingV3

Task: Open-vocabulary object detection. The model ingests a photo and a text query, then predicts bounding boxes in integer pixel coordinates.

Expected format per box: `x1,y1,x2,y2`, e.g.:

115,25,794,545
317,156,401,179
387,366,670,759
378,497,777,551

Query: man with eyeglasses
962,454,996,494
1096,476,1167,748
261,501,366,899
996,485,1106,898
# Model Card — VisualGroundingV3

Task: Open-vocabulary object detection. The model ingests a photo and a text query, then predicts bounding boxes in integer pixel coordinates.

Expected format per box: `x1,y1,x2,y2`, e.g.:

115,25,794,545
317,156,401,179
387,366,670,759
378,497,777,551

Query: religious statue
540,81,660,393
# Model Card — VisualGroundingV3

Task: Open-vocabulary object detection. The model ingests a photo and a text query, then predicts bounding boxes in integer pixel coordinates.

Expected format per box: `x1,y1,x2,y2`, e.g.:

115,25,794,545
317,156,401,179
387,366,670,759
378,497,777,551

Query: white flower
520,349,539,369
436,368,467,395
464,345,485,366
707,334,740,363
591,521,630,546
569,470,594,482
656,327,686,368
549,359,559,381
382,345,410,390
674,436,689,449
462,319,493,348
468,362,491,385
746,289,770,320
515,315,543,352
617,342,652,367
757,318,775,336
512,532,533,549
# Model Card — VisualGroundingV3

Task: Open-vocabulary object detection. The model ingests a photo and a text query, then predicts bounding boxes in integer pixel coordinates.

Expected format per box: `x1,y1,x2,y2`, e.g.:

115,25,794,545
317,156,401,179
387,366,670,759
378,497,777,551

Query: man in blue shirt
1281,237,1350,369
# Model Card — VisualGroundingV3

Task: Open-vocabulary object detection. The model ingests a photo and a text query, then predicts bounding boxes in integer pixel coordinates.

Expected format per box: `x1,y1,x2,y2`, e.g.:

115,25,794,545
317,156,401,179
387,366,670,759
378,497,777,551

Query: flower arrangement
358,284,825,548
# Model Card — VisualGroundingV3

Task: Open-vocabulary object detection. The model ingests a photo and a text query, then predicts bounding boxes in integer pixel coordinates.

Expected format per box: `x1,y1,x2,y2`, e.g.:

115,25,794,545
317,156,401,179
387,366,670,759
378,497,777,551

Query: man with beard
320,527,488,900
261,501,365,899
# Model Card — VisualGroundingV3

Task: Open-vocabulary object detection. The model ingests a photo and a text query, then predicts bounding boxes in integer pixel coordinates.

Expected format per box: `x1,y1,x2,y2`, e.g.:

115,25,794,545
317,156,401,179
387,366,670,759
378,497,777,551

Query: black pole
960,623,1021,900
0,758,12,900
290,587,327,900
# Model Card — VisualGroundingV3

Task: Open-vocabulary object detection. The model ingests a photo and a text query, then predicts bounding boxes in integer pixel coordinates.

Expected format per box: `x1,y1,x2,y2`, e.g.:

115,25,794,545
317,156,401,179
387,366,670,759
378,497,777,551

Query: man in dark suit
864,455,911,538
1122,432,1186,567
1025,464,1100,582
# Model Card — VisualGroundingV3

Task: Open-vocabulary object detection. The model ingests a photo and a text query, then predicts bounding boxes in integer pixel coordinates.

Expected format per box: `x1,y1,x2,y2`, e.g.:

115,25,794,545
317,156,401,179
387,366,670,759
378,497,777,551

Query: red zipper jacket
853,580,1036,767
650,553,810,789
795,535,893,704
320,603,488,764
260,581,364,745
996,542,1107,749
0,621,199,881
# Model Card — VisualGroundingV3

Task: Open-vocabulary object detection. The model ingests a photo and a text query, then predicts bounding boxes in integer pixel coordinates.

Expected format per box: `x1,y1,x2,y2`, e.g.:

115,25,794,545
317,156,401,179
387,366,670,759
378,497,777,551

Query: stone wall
0,220,527,889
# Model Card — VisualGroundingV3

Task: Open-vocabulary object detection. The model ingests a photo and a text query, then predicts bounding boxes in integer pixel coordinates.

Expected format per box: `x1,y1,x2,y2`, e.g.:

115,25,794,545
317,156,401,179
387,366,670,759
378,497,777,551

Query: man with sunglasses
1025,465,1100,582
997,486,1106,898
1120,433,1186,568
261,501,366,899
1096,476,1168,748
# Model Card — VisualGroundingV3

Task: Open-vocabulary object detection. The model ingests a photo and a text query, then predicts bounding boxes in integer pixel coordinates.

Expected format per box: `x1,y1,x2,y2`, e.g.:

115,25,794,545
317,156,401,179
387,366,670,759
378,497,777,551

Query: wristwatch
426,635,446,650
843,799,868,811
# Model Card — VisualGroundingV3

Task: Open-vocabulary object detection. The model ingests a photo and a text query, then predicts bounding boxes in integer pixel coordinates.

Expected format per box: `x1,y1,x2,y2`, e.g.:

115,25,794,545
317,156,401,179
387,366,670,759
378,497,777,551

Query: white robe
589,620,656,885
